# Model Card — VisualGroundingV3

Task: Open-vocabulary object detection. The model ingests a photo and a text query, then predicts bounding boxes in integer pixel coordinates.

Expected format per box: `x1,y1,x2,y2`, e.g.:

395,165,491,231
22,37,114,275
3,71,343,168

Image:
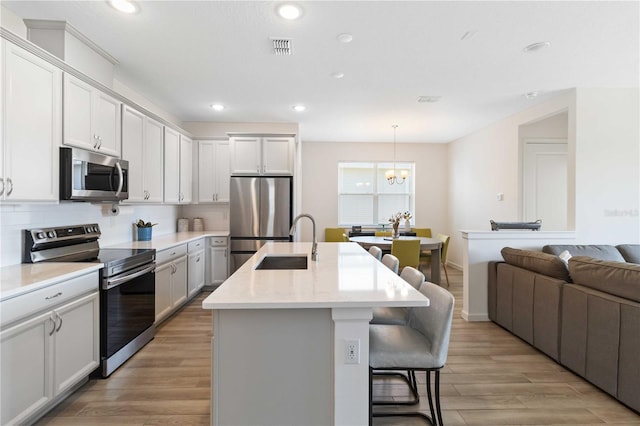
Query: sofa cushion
616,244,640,264
501,247,570,281
543,245,625,262
568,256,640,303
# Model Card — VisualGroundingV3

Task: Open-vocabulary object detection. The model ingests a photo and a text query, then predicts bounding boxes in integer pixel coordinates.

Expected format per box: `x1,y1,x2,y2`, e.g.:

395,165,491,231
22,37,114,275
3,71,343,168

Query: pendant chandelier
385,124,408,185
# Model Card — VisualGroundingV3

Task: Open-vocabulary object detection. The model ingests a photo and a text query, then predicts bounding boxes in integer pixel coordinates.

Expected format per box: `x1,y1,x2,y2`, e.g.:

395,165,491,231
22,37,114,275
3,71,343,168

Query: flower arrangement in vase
389,212,403,238
403,211,412,232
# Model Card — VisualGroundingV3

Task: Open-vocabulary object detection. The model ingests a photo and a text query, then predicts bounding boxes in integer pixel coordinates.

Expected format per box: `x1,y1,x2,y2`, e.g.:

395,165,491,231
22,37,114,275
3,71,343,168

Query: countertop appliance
23,224,155,378
60,147,129,202
230,176,292,273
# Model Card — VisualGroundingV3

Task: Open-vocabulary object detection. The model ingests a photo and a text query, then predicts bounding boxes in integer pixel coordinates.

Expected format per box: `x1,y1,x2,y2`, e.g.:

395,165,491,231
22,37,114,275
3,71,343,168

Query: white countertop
202,242,430,309
106,231,229,251
1,231,229,301
0,263,103,302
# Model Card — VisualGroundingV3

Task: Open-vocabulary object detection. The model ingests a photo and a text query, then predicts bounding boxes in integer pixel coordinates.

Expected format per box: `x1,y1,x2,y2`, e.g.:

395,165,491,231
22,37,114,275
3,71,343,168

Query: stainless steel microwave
60,147,129,202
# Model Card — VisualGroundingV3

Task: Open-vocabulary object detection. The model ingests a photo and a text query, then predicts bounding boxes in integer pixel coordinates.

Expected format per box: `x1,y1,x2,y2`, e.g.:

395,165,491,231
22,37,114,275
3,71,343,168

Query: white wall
300,141,448,244
447,92,574,267
0,203,179,267
448,88,639,268
574,88,640,243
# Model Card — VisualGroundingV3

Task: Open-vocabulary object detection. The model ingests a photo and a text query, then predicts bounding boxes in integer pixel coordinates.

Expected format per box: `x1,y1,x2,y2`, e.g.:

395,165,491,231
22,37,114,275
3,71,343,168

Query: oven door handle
103,264,155,290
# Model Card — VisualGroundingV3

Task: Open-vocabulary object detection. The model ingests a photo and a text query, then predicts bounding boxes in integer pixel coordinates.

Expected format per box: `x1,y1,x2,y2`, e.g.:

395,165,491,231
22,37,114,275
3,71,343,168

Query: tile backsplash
0,202,229,267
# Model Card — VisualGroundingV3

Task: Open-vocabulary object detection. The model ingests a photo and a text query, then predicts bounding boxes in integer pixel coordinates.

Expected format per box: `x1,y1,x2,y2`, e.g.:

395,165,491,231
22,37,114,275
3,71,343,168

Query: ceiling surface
2,1,639,143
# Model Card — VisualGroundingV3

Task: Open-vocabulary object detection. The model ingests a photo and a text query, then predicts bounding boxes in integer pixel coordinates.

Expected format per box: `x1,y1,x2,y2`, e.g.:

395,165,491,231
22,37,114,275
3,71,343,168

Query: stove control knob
47,231,56,238
37,232,45,239
89,226,96,233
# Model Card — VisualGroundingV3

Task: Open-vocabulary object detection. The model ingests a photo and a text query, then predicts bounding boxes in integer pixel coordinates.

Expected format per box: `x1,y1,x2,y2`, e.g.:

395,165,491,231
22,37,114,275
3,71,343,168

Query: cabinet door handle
55,312,63,332
45,292,62,300
6,178,13,196
49,315,56,336
196,256,200,263
97,136,103,149
93,134,99,149
224,249,227,257
0,178,4,196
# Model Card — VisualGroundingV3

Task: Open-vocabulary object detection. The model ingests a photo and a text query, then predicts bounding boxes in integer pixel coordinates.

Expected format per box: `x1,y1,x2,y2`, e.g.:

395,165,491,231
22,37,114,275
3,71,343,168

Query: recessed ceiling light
524,91,540,99
292,104,306,112
277,4,302,20
210,104,225,111
337,33,353,43
523,41,551,53
108,0,138,14
331,72,345,79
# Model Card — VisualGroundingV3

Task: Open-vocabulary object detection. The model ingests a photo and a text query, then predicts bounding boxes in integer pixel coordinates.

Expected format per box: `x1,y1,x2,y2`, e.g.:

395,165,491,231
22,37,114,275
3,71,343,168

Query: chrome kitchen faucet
289,214,318,261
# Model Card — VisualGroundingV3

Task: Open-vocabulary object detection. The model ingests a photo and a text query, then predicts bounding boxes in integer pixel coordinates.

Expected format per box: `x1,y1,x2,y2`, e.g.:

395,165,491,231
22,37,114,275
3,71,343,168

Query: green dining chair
422,233,451,287
391,239,421,270
325,228,346,242
413,228,432,238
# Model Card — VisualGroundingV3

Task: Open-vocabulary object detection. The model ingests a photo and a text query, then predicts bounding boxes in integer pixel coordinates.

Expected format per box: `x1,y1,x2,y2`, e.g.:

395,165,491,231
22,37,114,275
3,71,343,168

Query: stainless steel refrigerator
230,176,293,273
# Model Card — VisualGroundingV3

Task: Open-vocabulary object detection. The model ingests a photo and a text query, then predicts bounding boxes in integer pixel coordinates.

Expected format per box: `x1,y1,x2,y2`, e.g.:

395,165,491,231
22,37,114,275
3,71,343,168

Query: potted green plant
135,219,157,241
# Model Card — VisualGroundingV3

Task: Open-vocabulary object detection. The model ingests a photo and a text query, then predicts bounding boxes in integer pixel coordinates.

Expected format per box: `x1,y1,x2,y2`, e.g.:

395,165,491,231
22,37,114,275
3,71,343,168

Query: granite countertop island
202,241,430,426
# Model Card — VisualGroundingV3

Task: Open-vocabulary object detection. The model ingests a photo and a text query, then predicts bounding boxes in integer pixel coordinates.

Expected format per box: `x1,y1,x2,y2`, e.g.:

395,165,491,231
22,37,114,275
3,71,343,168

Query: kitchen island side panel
212,308,332,426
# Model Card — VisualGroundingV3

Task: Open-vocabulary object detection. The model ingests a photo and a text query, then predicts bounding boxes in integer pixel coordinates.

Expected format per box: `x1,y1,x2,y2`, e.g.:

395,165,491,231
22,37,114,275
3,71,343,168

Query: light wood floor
36,267,640,425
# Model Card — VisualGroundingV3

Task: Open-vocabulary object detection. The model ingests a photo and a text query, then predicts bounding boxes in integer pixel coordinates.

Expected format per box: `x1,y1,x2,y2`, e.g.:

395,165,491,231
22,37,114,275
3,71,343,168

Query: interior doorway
522,139,568,230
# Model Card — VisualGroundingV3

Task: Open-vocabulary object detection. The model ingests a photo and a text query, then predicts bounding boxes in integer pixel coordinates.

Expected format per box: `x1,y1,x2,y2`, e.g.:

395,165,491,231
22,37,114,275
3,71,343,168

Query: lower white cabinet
155,245,188,323
187,239,205,299
208,237,229,285
0,278,99,426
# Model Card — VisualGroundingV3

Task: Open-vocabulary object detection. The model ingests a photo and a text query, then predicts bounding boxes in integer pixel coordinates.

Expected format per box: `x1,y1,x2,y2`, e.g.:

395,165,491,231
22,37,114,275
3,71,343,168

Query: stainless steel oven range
23,223,155,377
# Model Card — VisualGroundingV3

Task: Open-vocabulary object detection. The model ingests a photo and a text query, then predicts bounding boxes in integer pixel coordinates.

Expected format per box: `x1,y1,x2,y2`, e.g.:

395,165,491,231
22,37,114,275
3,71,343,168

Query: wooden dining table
349,236,442,284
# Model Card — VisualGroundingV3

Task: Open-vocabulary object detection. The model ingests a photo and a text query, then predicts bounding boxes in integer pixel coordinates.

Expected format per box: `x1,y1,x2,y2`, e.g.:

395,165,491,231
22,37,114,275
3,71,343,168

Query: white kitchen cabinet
164,129,192,204
187,239,206,299
155,245,188,323
0,273,99,426
229,136,294,175
122,105,164,203
197,140,230,203
0,39,61,203
179,135,193,203
63,73,121,157
208,237,229,286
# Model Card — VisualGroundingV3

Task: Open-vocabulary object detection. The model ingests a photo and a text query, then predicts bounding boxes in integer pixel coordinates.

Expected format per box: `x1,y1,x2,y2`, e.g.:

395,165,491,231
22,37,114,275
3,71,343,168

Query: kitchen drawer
209,237,228,247
1,271,99,327
188,239,205,253
156,244,188,264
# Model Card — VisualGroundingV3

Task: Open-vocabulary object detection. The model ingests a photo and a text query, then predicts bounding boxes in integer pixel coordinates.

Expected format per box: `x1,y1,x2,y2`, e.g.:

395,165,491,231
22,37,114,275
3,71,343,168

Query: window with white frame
338,162,415,226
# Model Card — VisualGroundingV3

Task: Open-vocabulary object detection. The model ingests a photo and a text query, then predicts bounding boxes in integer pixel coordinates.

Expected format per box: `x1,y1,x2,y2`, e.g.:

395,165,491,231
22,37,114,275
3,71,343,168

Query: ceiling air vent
271,38,292,55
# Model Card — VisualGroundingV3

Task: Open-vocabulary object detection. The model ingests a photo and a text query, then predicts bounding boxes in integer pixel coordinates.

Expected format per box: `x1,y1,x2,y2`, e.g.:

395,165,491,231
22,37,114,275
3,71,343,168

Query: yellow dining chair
422,233,451,287
375,231,392,237
391,239,421,270
413,228,432,238
342,233,350,242
325,228,346,242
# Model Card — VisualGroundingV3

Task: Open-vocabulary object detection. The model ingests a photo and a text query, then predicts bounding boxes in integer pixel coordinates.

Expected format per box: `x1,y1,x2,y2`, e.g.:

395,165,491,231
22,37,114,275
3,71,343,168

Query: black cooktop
93,248,155,265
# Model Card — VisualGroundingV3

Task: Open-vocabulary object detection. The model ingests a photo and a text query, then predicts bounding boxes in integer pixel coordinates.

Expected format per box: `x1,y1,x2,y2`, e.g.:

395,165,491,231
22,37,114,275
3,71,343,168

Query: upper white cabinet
1,40,62,203
229,136,294,175
63,73,121,157
122,105,164,203
197,140,230,203
164,128,192,204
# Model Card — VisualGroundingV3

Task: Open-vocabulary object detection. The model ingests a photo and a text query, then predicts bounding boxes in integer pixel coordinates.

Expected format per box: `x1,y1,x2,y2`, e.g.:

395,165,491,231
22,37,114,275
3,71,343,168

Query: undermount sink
255,254,308,270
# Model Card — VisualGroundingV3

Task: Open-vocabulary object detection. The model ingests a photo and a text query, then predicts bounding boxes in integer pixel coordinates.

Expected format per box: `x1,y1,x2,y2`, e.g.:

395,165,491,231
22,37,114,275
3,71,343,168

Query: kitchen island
202,242,430,426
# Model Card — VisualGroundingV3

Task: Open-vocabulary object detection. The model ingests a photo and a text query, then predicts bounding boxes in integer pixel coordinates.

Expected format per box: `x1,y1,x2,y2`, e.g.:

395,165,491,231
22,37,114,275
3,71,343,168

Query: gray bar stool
370,267,426,406
381,253,399,274
369,281,455,425
368,245,383,261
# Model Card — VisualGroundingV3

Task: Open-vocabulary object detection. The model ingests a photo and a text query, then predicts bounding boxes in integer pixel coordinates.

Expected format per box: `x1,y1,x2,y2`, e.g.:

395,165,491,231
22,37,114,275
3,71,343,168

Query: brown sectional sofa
488,244,640,413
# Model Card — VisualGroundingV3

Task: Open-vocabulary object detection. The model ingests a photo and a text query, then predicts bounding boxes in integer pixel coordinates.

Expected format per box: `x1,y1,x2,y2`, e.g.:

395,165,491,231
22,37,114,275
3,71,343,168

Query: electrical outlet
345,339,360,364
